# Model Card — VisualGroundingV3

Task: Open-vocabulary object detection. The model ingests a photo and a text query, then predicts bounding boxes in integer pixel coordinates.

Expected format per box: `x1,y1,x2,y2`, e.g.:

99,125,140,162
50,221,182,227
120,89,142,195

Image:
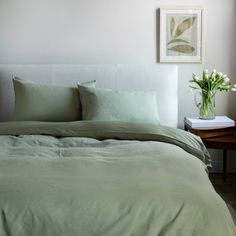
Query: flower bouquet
189,69,236,119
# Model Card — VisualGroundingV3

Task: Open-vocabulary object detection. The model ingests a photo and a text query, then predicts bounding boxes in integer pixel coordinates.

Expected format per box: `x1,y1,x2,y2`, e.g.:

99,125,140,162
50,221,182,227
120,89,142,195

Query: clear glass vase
195,91,216,120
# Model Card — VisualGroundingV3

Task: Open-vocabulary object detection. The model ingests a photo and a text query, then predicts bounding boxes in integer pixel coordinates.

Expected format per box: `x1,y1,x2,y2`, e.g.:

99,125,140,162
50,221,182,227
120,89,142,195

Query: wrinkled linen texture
0,121,235,236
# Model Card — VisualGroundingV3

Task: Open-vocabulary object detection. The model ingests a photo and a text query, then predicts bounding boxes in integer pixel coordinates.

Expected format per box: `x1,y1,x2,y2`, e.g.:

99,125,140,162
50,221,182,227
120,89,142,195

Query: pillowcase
78,85,160,124
13,77,96,122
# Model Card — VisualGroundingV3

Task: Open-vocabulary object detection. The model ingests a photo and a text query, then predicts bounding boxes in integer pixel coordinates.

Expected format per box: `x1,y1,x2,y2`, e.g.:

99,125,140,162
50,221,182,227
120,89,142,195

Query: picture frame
159,7,203,63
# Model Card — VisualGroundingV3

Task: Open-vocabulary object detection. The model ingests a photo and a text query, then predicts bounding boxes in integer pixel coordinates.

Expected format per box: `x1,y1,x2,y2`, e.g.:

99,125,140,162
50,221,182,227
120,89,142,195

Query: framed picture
159,7,203,63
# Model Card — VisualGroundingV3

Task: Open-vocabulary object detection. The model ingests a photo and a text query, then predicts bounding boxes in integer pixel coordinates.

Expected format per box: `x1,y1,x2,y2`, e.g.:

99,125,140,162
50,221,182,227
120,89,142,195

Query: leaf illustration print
168,45,195,54
167,38,190,45
174,16,196,39
170,17,175,38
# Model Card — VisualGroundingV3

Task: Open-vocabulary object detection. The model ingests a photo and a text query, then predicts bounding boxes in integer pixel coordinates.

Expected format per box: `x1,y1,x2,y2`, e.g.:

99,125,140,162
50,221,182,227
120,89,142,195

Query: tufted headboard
0,64,178,127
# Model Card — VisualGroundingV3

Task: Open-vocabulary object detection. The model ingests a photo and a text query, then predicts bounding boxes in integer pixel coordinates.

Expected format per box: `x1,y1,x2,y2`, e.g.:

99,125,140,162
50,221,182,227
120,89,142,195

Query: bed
0,65,235,236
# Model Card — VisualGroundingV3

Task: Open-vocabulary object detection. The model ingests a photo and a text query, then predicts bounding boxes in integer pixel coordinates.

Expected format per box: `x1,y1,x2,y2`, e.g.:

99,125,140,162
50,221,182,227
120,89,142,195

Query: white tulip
195,76,200,80
213,69,217,73
204,69,208,74
224,77,230,82
223,74,227,78
219,72,223,77
234,84,236,88
231,88,236,91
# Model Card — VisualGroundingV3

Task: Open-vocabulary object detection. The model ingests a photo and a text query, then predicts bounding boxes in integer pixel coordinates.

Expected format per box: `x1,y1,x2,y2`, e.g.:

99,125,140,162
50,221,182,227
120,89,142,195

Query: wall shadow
156,9,160,63
228,0,236,119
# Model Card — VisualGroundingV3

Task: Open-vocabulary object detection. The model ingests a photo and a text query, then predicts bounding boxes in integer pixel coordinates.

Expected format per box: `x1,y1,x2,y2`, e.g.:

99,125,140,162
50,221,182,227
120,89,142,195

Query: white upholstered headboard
0,64,178,127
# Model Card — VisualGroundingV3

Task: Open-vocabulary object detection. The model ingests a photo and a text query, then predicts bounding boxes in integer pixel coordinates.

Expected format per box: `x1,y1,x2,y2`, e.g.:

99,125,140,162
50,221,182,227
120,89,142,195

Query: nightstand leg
223,149,227,182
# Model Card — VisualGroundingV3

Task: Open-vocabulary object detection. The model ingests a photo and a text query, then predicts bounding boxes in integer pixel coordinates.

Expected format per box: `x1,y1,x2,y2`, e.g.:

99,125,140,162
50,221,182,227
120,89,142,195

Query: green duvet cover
0,121,235,236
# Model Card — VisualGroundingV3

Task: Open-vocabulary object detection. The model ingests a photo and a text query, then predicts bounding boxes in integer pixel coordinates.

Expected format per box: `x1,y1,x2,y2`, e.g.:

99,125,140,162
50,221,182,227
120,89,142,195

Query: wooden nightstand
184,121,236,182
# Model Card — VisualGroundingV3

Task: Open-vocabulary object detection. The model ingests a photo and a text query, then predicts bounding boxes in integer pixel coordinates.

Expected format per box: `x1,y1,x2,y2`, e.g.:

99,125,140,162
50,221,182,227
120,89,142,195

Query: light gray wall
0,0,236,171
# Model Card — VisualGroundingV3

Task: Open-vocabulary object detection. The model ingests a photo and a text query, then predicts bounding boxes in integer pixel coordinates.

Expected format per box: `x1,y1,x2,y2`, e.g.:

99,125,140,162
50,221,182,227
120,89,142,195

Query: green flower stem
199,92,215,119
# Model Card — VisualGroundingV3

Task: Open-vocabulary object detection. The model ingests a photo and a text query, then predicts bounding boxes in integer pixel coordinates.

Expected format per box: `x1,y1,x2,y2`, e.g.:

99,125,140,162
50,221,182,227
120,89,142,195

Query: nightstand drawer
184,124,236,138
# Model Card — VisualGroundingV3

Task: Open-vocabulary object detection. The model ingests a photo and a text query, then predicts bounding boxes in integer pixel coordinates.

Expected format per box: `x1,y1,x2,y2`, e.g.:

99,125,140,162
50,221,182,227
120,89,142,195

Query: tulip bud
224,77,230,83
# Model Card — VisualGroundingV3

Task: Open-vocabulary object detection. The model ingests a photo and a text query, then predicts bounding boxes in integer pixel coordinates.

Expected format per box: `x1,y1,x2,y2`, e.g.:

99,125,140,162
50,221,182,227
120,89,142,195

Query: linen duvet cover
0,121,235,236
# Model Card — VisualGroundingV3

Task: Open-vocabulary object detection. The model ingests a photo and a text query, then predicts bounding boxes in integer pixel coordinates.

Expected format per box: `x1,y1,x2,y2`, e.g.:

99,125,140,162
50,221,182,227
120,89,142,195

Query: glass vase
195,91,216,120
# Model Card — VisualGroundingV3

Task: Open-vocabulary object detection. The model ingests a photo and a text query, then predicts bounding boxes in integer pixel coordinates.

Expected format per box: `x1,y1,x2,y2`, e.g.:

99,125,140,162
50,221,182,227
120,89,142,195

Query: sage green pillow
78,86,160,124
13,77,96,122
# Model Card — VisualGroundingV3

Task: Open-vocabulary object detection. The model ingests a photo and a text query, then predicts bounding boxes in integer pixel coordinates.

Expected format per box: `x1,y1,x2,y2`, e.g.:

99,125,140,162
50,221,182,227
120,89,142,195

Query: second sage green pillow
78,86,160,124
13,77,96,122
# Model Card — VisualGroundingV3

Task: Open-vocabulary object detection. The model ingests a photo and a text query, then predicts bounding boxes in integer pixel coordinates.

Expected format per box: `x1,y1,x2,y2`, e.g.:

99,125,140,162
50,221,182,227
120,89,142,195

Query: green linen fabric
78,86,160,124
12,77,96,122
0,121,210,166
0,121,235,235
